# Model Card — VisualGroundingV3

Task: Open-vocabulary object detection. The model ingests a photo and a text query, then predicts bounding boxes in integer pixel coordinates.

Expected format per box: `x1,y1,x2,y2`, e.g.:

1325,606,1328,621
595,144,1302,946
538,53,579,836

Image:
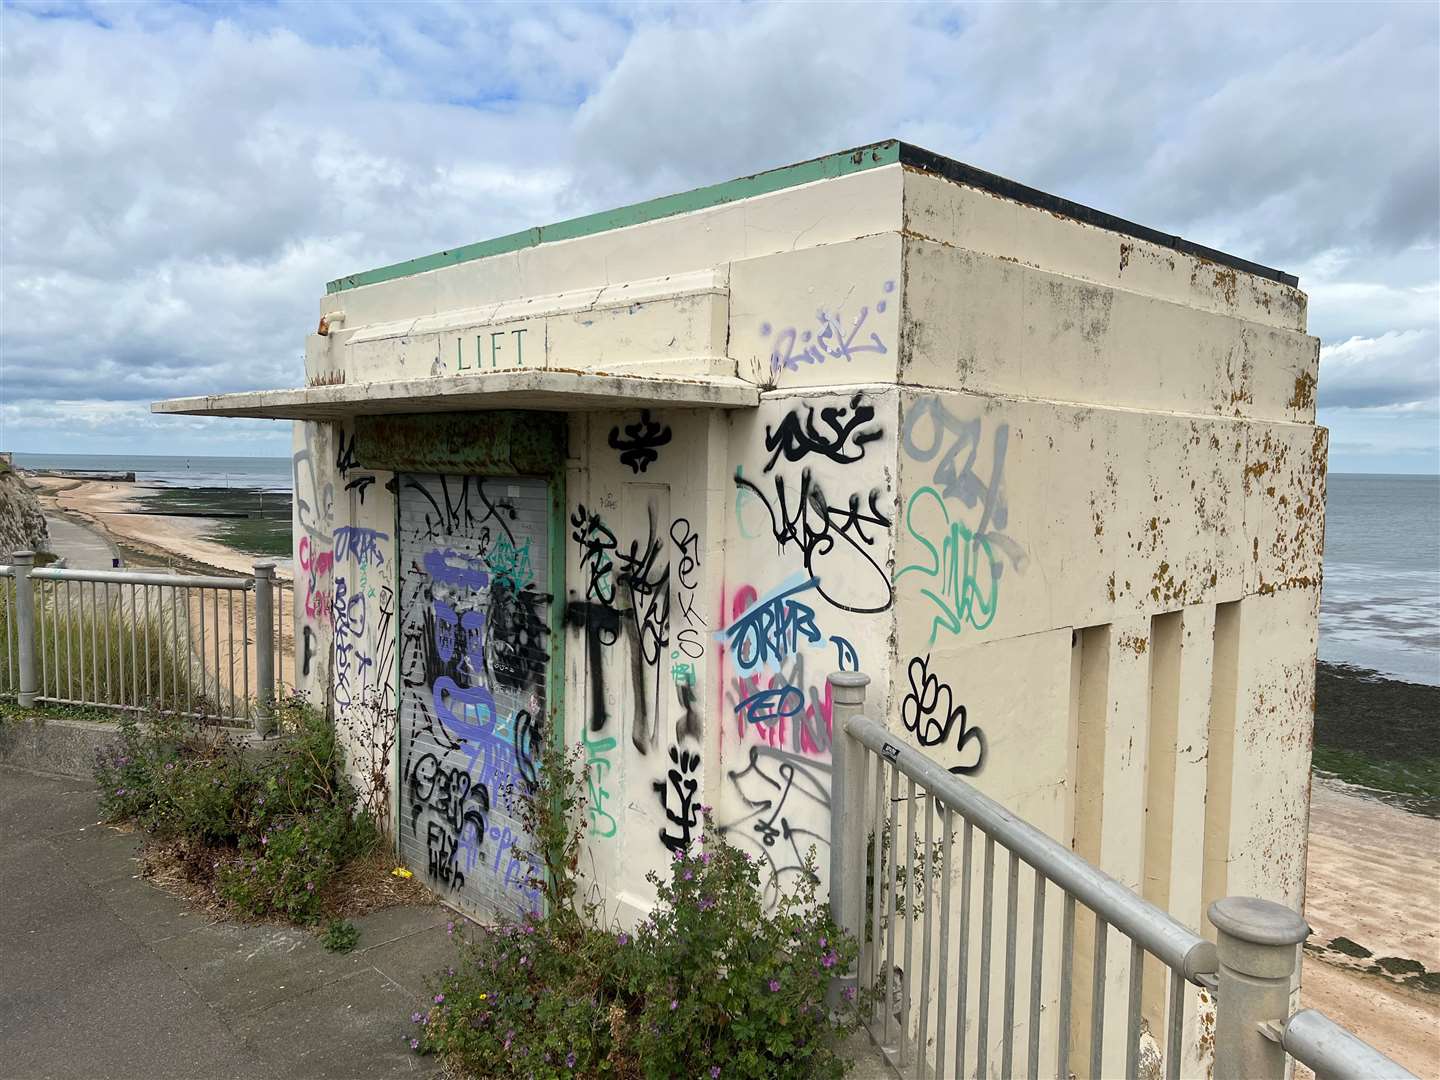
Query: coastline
25,473,293,581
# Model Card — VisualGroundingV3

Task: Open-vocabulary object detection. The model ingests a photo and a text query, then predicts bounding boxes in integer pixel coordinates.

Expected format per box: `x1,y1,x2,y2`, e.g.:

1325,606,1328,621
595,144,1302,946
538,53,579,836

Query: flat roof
327,139,1298,295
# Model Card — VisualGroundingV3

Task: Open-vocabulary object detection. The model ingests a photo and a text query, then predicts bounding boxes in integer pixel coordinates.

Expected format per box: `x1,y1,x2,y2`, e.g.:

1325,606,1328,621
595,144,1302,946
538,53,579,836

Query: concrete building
155,141,1324,997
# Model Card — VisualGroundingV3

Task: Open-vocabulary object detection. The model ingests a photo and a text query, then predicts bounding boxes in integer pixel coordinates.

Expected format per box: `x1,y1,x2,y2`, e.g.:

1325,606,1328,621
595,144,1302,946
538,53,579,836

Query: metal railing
825,672,1417,1080
1,551,293,731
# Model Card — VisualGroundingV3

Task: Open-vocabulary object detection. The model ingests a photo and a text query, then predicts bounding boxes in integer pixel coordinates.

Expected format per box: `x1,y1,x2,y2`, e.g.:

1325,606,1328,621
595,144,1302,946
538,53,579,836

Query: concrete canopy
151,368,759,420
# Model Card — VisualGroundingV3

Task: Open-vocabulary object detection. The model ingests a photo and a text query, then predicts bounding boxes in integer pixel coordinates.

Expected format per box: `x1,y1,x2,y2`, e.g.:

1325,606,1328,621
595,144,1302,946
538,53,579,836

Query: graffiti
900,654,985,775
571,505,617,604
718,746,830,909
654,744,700,853
486,580,551,693
513,708,541,794
344,473,376,503
331,576,371,711
733,468,893,614
608,410,672,474
410,752,490,890
895,487,1002,644
900,398,1026,572
301,625,317,677
484,535,533,592
763,392,883,472
583,725,618,838
724,575,824,673
616,507,670,755
721,582,855,756
298,534,335,625
669,517,705,660
404,475,517,545
335,431,360,475
761,281,894,375
566,598,620,732
333,525,389,567
674,682,701,743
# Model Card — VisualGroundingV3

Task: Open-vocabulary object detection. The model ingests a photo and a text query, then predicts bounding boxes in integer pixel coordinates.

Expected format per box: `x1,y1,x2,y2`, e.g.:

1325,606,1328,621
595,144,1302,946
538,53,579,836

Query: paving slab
230,967,435,1080
0,766,452,1079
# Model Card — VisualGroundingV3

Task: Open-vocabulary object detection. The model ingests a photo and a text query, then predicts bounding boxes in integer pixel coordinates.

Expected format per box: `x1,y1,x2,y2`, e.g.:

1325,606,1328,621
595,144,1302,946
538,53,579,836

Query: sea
12,452,292,493
11,455,1439,686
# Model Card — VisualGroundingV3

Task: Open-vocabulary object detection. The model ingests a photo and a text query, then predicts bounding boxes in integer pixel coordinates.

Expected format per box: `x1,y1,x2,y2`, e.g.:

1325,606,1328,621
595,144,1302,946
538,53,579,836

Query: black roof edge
897,142,1299,289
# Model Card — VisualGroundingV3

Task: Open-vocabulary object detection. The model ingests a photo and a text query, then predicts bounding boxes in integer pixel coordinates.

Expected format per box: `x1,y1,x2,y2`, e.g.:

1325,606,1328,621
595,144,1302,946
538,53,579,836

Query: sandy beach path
1301,776,1440,1076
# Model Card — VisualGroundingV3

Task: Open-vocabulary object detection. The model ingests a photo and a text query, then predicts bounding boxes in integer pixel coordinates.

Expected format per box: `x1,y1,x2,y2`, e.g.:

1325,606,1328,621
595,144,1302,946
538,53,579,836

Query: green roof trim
326,141,902,294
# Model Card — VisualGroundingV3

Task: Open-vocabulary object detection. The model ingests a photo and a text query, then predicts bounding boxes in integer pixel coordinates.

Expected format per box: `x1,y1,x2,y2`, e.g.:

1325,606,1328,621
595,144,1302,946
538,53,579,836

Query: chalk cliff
0,463,50,561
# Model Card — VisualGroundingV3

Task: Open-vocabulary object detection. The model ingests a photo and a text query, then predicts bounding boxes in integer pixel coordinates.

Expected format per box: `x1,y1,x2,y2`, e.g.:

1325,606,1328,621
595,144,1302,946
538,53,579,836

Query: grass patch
133,486,291,558
0,583,215,713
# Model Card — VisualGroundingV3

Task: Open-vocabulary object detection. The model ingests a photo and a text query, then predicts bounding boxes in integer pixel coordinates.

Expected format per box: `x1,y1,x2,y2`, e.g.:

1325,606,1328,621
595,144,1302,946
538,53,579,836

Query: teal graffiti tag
583,727,618,838
895,487,1002,644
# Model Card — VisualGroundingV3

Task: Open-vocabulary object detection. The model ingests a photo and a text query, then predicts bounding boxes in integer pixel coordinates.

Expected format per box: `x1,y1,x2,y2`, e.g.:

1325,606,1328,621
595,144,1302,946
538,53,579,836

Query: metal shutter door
397,473,550,918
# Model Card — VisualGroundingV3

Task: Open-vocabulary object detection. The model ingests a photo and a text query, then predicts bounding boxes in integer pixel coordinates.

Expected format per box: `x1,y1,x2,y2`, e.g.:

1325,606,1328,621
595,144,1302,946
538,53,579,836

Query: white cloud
1,1,1437,468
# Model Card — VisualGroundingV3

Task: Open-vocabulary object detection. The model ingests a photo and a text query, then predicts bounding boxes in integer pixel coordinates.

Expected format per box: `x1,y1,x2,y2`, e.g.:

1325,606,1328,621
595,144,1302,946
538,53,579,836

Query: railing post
13,551,37,708
1208,896,1309,1080
827,670,870,1008
252,561,275,735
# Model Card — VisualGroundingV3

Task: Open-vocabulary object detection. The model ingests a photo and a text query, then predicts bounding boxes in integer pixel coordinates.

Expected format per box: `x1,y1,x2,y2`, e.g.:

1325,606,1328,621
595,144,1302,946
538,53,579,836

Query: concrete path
0,767,449,1079
43,513,119,570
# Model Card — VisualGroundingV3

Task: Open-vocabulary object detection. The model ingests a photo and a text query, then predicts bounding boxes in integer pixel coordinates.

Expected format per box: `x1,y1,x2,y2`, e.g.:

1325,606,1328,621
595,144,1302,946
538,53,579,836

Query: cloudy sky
2,1,1436,472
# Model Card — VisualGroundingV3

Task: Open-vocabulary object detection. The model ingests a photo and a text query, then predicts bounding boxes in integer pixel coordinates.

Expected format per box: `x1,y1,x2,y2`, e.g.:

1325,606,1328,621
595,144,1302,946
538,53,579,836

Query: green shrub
321,918,361,953
92,698,378,924
412,745,860,1079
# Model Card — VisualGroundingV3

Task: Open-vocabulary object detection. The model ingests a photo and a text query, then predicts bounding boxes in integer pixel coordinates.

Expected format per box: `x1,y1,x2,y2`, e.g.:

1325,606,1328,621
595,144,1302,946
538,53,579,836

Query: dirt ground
1301,775,1440,1077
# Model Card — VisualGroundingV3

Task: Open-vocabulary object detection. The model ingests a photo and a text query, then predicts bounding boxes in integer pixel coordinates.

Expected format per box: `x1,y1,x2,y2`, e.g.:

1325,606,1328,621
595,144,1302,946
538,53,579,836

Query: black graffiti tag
763,392,883,472
654,744,700,853
608,410,672,474
734,467,893,614
900,654,985,775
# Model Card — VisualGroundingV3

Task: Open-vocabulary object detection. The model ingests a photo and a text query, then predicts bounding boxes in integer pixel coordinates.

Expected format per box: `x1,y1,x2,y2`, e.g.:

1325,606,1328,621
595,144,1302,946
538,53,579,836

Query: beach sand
28,474,292,581
1301,776,1440,1076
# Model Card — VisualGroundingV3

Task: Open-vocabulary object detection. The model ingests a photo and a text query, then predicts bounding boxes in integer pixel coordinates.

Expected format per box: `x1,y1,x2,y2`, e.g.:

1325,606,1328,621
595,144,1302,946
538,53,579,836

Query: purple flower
260,834,268,846
433,993,445,1004
446,921,455,934
305,882,314,892
115,788,125,796
819,937,827,948
821,950,838,969
698,896,714,912
683,869,693,881
700,852,712,866
617,932,629,946
409,1038,419,1050
844,986,858,1002
769,979,781,992
503,1030,514,1051
164,762,175,771
410,1012,423,1023
711,1069,721,1078
566,1051,576,1069
673,850,685,862
669,999,678,1011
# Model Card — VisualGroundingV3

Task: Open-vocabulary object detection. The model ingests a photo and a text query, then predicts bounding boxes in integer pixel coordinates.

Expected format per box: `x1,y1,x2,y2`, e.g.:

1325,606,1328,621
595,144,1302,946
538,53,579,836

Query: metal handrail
843,712,1218,983
1279,1010,1418,1080
30,567,253,589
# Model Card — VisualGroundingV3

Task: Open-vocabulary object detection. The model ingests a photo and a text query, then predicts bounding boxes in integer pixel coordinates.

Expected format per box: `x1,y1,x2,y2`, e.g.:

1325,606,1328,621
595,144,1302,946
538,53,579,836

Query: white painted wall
291,158,1324,1078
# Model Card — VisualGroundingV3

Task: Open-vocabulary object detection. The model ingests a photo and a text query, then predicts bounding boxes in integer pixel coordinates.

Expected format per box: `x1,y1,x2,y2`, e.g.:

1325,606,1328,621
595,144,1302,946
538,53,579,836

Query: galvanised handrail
826,671,1419,1080
1,552,290,732
1278,1009,1417,1079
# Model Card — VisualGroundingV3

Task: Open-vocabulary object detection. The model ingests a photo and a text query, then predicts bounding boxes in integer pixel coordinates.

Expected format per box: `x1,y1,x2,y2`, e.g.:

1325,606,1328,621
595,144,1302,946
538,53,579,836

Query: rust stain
1119,241,1133,273
1288,370,1317,411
